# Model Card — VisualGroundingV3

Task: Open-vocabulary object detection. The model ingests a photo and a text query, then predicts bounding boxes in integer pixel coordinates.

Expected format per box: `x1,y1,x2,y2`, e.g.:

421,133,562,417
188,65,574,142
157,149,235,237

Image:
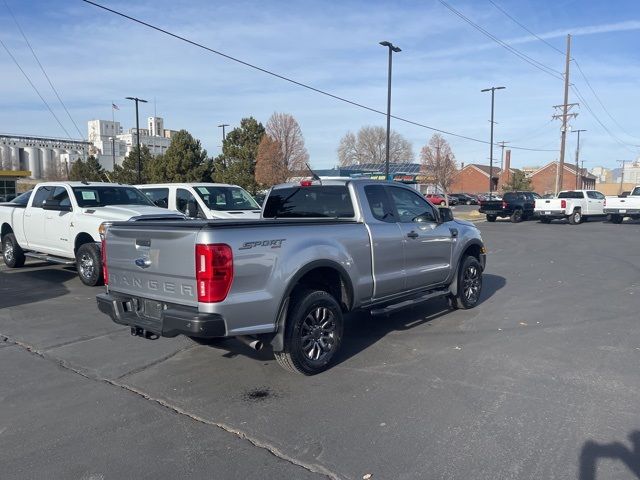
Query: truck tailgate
535,199,563,211
105,225,199,307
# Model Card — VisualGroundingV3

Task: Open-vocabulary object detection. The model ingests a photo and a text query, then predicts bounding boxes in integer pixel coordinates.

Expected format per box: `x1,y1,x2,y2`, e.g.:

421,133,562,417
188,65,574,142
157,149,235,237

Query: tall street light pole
379,40,401,180
109,136,116,171
218,123,229,167
572,129,586,189
125,96,148,184
481,86,505,198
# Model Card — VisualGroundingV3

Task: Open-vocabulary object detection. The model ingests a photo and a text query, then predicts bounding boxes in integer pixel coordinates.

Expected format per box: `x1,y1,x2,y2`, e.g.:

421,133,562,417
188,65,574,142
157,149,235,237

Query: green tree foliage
502,170,532,191
68,155,104,182
213,117,265,193
147,130,211,183
110,145,153,184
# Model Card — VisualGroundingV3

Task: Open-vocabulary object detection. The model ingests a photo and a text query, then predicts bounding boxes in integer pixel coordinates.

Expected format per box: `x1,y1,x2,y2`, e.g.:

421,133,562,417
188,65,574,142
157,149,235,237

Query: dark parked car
479,191,540,223
451,193,479,205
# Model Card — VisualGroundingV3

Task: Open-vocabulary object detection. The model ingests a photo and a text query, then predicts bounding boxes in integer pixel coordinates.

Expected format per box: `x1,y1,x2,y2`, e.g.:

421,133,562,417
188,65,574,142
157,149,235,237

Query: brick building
529,162,596,194
449,164,500,194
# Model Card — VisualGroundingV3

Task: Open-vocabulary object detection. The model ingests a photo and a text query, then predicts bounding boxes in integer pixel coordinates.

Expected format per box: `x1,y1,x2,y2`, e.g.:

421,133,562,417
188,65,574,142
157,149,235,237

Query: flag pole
112,100,115,123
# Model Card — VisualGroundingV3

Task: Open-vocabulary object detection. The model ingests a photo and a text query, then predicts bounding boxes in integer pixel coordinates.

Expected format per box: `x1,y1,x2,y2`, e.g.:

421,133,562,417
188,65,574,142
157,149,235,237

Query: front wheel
486,215,497,222
568,210,582,225
451,256,483,309
2,233,25,268
76,243,104,286
274,289,343,375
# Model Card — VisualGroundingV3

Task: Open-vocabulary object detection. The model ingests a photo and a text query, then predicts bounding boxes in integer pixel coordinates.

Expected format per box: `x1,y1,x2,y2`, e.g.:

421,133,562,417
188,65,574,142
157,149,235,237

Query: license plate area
619,209,626,213
544,211,551,215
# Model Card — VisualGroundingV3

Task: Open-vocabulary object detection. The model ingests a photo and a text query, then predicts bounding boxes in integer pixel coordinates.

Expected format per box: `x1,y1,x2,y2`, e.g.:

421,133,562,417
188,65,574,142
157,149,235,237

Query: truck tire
451,255,483,310
510,209,523,223
568,210,582,225
2,233,25,268
274,289,343,375
76,243,104,286
486,215,497,222
610,214,623,224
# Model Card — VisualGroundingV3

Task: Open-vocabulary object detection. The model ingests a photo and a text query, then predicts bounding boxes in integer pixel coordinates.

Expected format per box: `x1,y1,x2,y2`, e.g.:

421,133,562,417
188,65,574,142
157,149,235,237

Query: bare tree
42,162,69,181
265,112,309,174
420,134,457,205
255,135,287,187
338,126,414,167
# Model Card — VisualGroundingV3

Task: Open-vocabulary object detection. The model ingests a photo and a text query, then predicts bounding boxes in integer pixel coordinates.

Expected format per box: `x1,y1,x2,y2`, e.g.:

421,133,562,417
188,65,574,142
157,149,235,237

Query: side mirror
43,200,72,212
438,207,454,223
186,199,199,218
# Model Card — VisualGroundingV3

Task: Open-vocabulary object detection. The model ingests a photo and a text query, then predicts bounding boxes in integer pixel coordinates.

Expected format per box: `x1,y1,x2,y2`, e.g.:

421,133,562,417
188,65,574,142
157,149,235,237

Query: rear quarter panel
0,206,27,245
196,223,373,335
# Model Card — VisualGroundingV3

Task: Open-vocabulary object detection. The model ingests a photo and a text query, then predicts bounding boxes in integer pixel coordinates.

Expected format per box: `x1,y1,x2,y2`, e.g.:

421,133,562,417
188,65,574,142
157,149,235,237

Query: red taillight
502,201,507,209
195,244,233,303
101,238,108,285
300,180,313,187
561,199,567,209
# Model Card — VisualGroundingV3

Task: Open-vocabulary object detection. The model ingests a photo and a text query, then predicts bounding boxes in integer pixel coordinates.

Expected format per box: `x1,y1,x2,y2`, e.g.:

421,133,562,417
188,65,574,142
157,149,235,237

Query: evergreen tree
69,155,104,182
147,130,211,183
111,145,153,184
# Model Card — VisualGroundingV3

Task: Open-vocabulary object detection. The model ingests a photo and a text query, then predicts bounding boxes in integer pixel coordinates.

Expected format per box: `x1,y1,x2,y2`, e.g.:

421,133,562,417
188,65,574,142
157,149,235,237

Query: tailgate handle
136,239,151,248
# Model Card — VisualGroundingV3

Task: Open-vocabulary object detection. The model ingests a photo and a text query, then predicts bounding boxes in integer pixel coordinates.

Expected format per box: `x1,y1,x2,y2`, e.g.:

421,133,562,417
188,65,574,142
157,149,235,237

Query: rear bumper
96,292,226,338
479,209,508,217
536,210,567,218
604,208,640,215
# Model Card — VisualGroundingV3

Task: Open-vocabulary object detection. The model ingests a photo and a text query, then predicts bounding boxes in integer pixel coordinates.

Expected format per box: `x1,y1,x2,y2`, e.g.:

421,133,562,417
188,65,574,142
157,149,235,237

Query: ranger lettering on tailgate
110,273,195,297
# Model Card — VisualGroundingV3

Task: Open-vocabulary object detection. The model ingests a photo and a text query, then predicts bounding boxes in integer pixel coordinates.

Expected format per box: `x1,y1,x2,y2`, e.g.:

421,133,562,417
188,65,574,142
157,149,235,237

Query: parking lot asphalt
2,218,640,479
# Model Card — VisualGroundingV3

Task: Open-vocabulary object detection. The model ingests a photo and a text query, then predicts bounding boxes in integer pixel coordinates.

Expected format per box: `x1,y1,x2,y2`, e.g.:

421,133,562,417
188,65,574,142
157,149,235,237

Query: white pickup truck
0,182,182,286
534,189,606,224
136,183,262,220
603,186,640,223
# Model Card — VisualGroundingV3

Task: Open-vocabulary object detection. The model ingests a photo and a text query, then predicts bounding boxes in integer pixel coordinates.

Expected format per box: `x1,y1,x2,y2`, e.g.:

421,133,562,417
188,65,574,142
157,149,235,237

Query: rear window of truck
263,185,354,218
558,191,584,199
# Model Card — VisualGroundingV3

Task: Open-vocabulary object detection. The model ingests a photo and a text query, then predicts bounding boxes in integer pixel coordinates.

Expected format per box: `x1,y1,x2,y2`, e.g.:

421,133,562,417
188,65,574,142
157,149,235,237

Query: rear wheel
568,210,582,225
76,243,104,286
486,215,497,222
610,214,623,224
451,256,483,309
2,233,25,268
274,289,343,375
510,209,523,223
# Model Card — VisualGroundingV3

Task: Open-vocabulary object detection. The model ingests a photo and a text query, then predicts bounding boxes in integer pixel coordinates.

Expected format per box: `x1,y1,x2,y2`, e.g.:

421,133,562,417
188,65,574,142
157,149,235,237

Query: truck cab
137,183,262,220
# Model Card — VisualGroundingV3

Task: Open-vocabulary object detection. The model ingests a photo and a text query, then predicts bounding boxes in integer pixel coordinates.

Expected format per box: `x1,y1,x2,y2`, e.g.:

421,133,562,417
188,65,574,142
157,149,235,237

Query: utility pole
218,123,229,167
617,160,628,194
572,129,586,189
481,86,506,198
552,34,577,195
125,96,148,184
379,41,401,180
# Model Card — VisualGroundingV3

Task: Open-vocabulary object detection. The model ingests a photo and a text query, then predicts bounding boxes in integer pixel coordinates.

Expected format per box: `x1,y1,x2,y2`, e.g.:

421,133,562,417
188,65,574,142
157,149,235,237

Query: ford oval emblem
134,257,151,269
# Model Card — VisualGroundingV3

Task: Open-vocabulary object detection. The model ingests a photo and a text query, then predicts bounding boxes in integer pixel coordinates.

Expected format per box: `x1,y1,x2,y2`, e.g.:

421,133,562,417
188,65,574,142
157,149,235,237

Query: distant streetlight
571,129,586,189
125,96,148,183
218,123,229,167
379,40,401,180
481,86,506,198
108,136,116,171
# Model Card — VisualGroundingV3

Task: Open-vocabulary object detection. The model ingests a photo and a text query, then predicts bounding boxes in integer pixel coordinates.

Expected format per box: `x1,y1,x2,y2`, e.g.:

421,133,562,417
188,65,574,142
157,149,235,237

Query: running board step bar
370,288,450,316
25,252,76,265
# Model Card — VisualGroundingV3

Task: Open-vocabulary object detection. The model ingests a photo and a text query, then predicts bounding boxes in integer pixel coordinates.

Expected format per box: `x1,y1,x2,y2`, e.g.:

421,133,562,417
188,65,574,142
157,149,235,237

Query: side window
364,185,395,223
595,192,605,200
31,186,53,208
388,187,437,223
142,188,169,208
176,188,197,216
51,186,71,207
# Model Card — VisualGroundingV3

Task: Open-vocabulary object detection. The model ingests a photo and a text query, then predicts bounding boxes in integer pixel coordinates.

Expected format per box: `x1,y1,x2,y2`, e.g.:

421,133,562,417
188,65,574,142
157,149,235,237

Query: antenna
306,163,322,184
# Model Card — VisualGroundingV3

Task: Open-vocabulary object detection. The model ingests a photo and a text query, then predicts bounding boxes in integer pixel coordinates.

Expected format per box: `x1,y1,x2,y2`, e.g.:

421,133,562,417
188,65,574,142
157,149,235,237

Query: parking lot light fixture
379,41,401,180
481,86,505,198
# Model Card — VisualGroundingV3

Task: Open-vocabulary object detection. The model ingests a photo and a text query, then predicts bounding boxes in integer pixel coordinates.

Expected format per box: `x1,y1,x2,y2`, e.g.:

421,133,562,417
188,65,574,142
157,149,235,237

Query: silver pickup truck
97,179,486,374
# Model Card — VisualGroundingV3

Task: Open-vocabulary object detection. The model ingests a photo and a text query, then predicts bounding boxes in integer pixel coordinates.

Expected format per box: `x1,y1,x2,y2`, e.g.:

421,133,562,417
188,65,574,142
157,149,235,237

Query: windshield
193,186,259,211
72,186,154,208
9,190,32,206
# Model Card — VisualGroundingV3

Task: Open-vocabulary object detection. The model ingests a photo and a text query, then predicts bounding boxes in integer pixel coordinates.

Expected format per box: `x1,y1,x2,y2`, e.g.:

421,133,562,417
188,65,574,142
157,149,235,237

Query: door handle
407,231,419,239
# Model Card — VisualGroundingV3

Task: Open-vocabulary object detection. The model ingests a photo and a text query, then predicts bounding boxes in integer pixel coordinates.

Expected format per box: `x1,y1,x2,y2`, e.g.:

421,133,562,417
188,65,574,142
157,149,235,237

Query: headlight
98,222,113,239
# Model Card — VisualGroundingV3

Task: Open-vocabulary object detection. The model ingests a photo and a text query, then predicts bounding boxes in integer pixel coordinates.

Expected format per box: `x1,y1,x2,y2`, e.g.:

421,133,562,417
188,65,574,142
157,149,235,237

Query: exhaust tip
253,340,264,351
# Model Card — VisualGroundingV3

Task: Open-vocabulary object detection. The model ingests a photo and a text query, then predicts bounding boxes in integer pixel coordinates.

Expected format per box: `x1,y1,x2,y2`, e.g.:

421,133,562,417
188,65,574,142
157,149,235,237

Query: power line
573,58,640,142
0,38,72,139
3,0,84,139
81,0,557,153
486,0,565,55
437,0,564,81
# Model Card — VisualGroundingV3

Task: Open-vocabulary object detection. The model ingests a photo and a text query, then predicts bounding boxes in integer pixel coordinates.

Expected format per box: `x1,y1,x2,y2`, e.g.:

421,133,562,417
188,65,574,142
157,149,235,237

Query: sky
1,0,639,171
